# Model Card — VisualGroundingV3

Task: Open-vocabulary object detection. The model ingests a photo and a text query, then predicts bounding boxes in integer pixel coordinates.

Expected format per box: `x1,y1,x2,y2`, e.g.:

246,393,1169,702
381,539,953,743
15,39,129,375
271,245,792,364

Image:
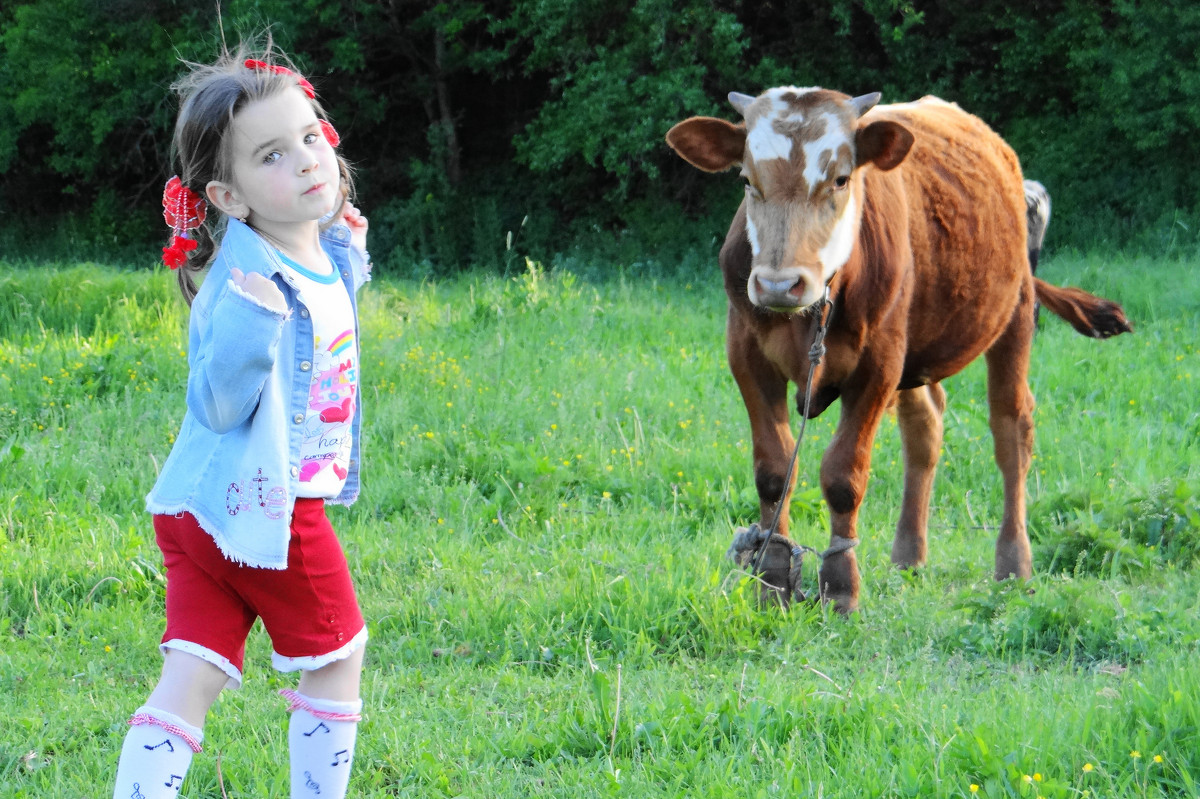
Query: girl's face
213,86,339,242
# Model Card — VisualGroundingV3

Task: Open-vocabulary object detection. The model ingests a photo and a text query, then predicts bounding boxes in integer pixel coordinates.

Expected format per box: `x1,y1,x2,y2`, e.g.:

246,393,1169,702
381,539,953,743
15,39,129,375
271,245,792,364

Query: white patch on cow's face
742,87,825,165
745,207,761,256
803,112,850,196
747,97,792,162
817,191,858,281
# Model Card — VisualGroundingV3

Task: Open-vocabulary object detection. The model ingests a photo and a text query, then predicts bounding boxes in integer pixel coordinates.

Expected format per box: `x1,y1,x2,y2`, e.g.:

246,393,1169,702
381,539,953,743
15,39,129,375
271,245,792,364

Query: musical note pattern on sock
112,707,202,799
283,691,361,799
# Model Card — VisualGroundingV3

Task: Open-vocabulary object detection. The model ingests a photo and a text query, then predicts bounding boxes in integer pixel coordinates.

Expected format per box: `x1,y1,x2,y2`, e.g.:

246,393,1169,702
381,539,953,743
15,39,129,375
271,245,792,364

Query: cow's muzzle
749,268,823,312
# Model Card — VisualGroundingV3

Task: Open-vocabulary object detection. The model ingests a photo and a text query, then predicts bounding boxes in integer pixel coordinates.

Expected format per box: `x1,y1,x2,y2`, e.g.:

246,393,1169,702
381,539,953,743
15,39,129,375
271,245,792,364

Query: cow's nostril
760,277,798,295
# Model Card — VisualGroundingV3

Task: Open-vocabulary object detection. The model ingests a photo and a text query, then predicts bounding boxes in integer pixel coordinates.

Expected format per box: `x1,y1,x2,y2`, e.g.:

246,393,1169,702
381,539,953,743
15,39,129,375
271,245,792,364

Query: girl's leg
296,642,364,700
146,648,232,726
285,646,366,799
112,650,228,799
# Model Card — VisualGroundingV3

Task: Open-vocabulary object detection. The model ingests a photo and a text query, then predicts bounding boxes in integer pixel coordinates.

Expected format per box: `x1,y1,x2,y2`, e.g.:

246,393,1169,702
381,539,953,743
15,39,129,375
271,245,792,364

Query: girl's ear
206,180,248,221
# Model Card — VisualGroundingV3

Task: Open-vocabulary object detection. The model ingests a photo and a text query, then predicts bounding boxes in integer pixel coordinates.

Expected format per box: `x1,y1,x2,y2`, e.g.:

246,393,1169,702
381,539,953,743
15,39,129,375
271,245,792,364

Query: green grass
2,252,1199,798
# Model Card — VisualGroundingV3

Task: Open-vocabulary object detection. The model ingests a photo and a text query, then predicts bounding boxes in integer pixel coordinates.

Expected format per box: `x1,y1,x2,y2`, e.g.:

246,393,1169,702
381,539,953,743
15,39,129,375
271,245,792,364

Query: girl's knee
296,645,365,701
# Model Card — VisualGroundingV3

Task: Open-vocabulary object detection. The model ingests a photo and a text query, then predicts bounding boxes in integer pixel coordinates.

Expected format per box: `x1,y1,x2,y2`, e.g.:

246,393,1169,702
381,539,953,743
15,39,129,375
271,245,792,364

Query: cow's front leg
727,321,796,537
892,382,947,569
817,382,894,614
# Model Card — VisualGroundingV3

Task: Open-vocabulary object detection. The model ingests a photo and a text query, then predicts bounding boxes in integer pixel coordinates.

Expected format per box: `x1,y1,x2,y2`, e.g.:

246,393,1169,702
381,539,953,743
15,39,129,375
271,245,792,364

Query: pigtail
173,209,220,306
160,172,215,305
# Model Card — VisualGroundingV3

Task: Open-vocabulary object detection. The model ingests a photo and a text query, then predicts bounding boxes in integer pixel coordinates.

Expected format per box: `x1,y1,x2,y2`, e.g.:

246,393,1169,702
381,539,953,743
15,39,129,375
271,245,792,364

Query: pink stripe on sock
128,713,203,753
279,689,362,722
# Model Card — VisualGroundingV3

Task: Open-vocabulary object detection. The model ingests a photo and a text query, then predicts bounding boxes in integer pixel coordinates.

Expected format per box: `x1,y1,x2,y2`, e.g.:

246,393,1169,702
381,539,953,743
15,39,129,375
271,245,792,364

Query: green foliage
502,0,746,202
1032,480,1200,577
4,0,1200,263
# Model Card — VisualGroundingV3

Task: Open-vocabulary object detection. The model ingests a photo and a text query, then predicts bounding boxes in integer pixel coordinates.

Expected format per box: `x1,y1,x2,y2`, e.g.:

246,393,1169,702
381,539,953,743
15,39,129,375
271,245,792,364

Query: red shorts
154,498,365,686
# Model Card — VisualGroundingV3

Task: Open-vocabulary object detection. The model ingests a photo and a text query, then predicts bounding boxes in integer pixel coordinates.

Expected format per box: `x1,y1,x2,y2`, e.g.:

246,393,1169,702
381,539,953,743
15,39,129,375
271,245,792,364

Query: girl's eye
304,133,319,145
262,151,282,165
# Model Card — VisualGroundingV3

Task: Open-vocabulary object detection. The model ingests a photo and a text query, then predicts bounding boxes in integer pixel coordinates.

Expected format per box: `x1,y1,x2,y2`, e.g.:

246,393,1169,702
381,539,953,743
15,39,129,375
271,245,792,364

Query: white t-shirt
279,253,358,499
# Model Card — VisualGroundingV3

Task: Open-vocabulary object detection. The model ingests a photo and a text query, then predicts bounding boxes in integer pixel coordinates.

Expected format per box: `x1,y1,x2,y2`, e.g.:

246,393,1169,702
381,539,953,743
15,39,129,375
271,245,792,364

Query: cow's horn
729,92,756,116
850,92,882,118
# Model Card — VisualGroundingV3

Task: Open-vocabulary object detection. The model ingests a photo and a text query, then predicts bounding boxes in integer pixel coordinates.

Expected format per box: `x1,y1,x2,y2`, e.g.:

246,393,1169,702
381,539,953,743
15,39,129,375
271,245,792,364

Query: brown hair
167,41,353,304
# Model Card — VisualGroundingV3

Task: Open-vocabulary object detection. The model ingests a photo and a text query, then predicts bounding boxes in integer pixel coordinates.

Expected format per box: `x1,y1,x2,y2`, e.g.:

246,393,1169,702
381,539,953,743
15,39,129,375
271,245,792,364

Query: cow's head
667,87,914,312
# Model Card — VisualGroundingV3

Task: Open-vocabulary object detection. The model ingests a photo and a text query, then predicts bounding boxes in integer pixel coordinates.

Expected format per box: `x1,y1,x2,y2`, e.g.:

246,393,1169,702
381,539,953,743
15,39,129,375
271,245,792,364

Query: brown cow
666,89,1131,613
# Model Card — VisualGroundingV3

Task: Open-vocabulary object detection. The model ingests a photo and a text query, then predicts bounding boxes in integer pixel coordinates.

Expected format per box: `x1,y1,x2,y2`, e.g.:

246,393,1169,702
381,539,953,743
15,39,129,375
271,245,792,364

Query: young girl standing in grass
113,43,371,799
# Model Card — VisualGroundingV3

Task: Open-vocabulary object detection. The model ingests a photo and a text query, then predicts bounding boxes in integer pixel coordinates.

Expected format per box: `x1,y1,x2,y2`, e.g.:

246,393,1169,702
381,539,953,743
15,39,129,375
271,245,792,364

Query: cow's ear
666,117,746,173
855,120,914,172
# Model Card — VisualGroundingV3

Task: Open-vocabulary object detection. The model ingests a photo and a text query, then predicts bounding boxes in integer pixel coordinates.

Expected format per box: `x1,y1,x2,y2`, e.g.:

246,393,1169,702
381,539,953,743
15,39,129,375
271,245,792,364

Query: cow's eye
833,175,850,191
742,177,762,200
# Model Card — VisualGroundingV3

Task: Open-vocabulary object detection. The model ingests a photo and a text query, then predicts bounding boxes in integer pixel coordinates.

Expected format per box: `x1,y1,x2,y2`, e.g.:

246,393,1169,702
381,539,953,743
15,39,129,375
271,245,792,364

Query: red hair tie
244,58,316,99
161,176,206,269
320,119,340,148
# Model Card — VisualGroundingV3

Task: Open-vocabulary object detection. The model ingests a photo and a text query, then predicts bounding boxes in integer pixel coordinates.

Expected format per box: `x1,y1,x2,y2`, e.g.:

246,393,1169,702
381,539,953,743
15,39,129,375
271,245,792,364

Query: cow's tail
1022,178,1130,340
1033,279,1133,338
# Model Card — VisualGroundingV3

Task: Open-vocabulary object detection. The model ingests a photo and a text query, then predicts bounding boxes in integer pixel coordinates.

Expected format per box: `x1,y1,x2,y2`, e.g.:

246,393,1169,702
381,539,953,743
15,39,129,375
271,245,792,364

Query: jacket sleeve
185,278,287,434
349,241,372,293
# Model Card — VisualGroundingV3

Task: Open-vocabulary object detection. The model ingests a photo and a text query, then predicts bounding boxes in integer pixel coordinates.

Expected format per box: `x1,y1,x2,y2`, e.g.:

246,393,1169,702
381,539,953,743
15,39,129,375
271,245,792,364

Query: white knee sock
281,690,362,799
112,706,203,799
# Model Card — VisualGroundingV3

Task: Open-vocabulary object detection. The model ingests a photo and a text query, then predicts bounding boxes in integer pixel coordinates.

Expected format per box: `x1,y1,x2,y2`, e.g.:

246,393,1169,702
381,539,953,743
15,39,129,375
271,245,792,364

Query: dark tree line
2,0,1198,269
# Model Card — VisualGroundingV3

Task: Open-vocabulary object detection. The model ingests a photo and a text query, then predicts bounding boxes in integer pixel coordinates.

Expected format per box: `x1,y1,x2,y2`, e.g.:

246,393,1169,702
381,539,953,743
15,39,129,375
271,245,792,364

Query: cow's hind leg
985,312,1036,581
892,382,947,569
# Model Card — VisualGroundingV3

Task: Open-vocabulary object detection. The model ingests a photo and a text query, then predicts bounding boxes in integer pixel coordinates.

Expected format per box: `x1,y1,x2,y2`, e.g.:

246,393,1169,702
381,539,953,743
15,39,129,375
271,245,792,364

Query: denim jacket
146,219,370,569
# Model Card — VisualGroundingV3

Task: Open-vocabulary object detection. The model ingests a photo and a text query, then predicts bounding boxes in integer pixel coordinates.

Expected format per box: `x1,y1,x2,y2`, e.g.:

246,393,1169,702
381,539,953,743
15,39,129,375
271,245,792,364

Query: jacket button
300,361,311,372
293,413,304,424
290,466,299,478
299,308,310,319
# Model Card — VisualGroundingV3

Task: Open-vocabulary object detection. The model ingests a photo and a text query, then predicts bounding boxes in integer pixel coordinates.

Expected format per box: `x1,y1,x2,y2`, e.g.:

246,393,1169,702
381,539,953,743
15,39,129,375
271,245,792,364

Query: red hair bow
244,58,315,99
162,176,206,269
320,119,340,148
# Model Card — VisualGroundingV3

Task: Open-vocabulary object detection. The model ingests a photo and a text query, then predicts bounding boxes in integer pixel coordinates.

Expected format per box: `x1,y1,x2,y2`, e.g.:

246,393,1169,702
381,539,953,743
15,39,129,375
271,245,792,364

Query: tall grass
2,252,1199,798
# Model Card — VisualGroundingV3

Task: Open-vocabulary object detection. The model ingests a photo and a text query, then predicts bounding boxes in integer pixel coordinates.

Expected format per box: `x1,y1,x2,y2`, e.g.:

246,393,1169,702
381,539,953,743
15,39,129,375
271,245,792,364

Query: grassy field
2,251,1199,798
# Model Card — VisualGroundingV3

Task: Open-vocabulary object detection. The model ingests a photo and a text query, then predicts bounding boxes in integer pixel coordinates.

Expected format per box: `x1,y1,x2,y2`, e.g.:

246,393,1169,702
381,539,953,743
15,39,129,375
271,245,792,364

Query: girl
113,44,371,799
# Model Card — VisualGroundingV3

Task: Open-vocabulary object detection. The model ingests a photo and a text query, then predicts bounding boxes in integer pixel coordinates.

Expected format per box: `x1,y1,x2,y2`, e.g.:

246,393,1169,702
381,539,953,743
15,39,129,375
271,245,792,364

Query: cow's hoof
890,537,927,571
994,538,1033,581
818,550,860,615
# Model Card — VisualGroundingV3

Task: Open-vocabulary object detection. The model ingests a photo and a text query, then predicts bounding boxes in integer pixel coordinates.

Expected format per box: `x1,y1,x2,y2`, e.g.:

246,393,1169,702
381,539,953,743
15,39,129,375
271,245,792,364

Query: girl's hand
341,202,369,254
230,267,287,313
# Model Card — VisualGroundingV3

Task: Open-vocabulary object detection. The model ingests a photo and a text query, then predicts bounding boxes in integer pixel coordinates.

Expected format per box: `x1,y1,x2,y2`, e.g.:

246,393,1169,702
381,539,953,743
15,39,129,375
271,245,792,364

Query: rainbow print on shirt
299,327,358,484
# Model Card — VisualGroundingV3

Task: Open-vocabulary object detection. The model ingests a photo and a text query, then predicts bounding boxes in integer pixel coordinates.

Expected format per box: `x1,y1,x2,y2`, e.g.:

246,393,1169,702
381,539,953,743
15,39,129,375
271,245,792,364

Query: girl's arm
185,274,287,434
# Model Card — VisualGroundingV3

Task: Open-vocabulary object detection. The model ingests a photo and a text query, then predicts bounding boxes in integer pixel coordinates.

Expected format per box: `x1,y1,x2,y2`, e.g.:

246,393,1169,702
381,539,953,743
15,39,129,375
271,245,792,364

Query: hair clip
162,176,206,269
244,58,316,99
320,120,340,148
